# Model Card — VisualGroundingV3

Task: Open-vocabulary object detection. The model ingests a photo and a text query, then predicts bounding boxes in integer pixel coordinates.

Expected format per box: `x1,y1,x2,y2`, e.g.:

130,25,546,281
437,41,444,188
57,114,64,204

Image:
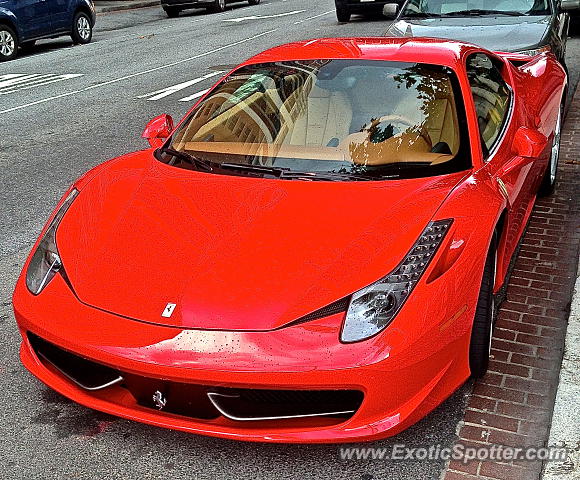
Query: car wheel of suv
71,12,92,44
539,101,563,196
336,5,351,22
248,0,260,4
163,6,180,17
469,235,497,378
0,25,18,62
209,0,226,12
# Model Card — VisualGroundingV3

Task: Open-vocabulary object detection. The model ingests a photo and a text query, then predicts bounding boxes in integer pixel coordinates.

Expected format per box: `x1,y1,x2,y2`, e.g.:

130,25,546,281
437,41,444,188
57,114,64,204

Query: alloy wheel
550,105,562,184
77,16,91,41
0,30,15,58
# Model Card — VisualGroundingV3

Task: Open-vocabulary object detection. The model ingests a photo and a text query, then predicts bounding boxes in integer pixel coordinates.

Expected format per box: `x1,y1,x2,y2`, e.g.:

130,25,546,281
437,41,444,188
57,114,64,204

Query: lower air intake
28,332,123,391
207,387,363,421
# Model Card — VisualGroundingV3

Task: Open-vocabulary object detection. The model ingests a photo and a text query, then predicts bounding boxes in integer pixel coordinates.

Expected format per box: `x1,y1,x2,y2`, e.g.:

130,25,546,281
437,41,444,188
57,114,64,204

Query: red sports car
13,37,566,443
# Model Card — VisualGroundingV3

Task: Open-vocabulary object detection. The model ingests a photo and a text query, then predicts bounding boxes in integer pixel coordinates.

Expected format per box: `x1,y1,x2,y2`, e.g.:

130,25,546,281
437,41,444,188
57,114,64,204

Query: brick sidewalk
443,89,580,480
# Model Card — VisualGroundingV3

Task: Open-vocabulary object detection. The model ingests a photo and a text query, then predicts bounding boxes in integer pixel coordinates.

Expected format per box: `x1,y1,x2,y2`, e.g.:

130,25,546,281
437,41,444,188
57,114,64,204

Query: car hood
58,153,466,331
386,15,551,52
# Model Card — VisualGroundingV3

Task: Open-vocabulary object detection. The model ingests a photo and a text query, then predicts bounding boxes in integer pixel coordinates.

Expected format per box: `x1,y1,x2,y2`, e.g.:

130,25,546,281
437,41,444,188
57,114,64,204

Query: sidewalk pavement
94,0,159,14
442,87,580,480
543,265,580,479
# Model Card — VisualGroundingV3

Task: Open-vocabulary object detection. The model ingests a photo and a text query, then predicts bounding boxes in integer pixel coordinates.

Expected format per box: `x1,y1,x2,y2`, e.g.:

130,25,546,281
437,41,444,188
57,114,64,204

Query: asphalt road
0,2,578,479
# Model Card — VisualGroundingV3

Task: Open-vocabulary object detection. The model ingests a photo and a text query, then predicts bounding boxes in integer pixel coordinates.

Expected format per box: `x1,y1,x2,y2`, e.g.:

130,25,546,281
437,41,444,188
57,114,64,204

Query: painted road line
293,10,334,25
137,71,223,101
223,10,306,23
0,74,84,95
0,29,276,115
0,74,41,89
179,89,209,102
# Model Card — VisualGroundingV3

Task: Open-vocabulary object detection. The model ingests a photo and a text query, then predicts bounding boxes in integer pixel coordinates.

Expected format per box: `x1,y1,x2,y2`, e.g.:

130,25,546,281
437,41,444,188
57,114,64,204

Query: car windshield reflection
163,60,472,180
402,0,551,16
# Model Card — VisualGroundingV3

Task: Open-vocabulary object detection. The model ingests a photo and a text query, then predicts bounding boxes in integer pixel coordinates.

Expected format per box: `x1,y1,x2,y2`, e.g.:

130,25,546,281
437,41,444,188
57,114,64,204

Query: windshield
402,0,550,16
164,60,471,181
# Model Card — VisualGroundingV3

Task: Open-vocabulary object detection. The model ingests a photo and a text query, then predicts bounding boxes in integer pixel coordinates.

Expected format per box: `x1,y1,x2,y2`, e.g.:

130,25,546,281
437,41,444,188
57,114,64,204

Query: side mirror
142,114,174,148
383,3,400,18
512,126,548,158
559,0,577,11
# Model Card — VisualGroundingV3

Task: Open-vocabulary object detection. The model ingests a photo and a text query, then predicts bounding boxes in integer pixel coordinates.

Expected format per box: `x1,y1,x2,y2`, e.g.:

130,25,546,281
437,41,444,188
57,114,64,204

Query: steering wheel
366,115,432,147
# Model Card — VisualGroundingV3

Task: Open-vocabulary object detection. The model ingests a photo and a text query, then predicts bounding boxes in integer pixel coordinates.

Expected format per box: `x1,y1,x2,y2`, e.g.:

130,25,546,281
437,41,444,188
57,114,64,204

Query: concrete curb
95,1,160,14
542,262,580,480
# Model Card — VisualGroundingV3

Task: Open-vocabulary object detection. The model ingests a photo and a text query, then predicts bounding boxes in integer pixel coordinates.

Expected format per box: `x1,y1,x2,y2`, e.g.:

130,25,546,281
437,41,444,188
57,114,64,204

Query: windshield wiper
280,171,388,181
220,164,383,181
161,147,215,172
441,9,523,16
403,12,442,18
220,163,290,177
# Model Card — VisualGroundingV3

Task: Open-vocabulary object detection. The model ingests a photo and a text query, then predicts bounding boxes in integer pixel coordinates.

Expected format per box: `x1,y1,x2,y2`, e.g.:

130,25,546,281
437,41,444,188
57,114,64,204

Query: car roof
244,37,486,69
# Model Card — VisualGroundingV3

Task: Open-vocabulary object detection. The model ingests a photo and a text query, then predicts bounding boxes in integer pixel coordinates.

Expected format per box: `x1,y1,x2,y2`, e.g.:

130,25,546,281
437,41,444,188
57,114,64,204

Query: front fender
433,170,507,292
0,7,19,36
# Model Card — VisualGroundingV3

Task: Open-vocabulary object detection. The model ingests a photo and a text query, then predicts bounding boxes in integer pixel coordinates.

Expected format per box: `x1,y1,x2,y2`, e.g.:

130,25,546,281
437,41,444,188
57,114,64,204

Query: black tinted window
466,54,511,156
403,0,550,16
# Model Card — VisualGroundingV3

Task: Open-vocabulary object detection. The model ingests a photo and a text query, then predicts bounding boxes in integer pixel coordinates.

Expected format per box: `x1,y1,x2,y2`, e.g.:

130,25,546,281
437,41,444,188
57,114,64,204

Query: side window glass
466,54,511,158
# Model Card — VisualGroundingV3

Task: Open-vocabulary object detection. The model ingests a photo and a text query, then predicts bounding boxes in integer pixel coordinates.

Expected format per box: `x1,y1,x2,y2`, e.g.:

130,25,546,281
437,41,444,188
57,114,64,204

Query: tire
469,236,497,378
163,6,180,17
0,24,18,62
336,5,351,22
71,12,92,44
209,0,226,13
538,102,563,196
248,0,260,4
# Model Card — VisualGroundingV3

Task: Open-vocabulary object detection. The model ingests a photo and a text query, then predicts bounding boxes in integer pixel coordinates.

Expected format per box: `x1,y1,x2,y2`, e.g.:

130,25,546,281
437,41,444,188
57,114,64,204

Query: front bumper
336,0,398,12
160,0,214,7
14,267,472,443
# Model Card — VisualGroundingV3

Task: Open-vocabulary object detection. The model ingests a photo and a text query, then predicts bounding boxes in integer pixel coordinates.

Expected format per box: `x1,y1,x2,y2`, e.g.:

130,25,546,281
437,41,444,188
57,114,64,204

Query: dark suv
161,0,260,17
0,0,96,61
335,0,403,22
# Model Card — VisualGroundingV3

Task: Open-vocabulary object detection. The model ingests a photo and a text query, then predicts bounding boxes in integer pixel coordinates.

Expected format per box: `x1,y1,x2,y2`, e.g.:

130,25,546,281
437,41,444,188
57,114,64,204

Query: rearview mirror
142,114,174,148
383,3,399,18
512,126,548,158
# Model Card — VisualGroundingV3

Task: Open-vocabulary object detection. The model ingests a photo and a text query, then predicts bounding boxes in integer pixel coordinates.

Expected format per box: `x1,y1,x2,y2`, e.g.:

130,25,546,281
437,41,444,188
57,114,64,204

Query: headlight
516,45,551,57
341,219,452,343
26,189,78,295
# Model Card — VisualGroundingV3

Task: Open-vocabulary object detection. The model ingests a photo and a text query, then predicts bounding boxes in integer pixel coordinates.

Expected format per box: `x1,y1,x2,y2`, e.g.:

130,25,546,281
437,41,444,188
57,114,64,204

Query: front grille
123,373,220,419
28,333,363,424
207,387,363,421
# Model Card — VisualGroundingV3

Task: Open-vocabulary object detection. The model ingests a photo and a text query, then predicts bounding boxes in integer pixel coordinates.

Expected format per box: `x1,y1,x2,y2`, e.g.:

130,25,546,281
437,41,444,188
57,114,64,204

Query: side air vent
286,296,350,327
28,332,123,391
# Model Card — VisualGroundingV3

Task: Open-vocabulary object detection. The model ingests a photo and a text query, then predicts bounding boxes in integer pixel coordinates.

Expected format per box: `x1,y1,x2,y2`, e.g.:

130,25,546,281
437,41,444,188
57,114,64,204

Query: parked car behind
0,0,95,62
335,0,405,22
384,0,570,66
161,0,260,18
561,0,579,15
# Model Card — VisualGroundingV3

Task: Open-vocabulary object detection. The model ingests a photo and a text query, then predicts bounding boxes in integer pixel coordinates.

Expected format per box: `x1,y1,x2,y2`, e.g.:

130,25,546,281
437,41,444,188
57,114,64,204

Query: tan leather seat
424,95,459,154
285,83,352,147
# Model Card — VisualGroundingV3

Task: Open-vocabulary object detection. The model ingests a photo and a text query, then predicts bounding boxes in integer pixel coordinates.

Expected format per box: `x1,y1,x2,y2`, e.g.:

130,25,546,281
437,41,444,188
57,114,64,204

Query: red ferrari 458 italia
13,37,566,443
